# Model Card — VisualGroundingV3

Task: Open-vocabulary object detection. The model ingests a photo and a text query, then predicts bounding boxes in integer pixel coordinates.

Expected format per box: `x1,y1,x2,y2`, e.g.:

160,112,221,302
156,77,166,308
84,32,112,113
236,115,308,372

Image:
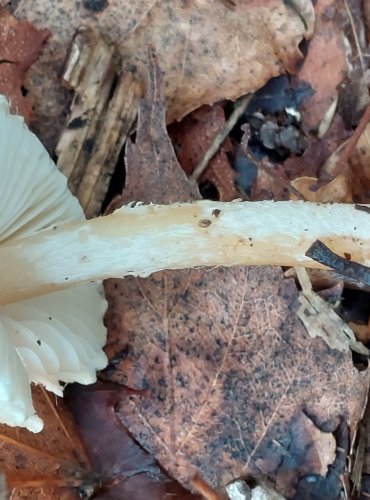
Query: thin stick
191,94,251,181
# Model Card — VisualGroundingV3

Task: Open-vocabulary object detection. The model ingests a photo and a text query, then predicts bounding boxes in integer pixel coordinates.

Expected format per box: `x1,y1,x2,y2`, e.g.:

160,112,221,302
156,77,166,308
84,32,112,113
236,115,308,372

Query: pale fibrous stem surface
0,200,369,306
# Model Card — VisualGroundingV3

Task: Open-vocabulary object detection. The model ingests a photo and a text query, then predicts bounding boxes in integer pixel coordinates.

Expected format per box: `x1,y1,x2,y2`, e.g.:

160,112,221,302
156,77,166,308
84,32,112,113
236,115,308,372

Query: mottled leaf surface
103,59,370,496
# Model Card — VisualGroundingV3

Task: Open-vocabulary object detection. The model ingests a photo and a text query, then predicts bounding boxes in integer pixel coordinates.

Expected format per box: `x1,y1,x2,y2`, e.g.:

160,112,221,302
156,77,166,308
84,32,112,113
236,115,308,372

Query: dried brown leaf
0,9,49,122
103,58,370,496
291,175,353,203
297,0,346,130
14,0,314,149
1,386,95,499
291,119,370,204
169,104,238,201
66,384,200,500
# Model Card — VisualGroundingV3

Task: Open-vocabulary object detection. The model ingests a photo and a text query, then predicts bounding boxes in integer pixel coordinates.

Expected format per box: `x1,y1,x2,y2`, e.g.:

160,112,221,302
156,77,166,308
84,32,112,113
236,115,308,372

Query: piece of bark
56,27,141,217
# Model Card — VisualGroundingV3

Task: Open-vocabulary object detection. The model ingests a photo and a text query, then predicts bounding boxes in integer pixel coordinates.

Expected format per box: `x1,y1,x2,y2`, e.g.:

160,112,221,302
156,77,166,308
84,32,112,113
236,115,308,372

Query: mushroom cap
0,95,83,241
0,96,107,431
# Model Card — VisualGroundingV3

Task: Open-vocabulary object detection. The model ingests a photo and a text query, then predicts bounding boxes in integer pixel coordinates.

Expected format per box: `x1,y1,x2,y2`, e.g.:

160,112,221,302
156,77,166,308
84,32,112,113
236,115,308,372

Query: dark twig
306,240,370,288
355,204,370,215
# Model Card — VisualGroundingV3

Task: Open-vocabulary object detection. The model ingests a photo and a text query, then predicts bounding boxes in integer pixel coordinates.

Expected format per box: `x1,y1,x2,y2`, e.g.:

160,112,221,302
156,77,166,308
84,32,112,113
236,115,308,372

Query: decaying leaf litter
2,0,370,498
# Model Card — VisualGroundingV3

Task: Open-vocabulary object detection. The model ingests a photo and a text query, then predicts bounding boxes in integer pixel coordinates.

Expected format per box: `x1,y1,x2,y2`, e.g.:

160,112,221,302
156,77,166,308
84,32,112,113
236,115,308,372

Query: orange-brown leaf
0,9,49,122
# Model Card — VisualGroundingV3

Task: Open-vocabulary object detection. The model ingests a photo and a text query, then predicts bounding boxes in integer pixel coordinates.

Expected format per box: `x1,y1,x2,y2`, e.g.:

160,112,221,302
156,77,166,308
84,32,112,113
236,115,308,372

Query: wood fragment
77,72,140,216
56,27,115,183
56,27,141,217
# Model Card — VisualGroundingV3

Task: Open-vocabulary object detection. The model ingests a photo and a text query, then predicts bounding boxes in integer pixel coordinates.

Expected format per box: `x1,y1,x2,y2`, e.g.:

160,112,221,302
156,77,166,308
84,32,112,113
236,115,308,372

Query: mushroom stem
1,200,369,305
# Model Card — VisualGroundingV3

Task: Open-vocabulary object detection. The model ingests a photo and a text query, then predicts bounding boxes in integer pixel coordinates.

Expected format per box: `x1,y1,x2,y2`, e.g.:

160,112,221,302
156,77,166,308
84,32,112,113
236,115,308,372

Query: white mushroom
0,96,107,432
1,94,370,432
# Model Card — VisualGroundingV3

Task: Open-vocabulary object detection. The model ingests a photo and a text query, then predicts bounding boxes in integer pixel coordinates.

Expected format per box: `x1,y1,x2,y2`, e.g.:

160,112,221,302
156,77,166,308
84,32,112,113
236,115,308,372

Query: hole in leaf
101,145,126,213
352,351,369,371
199,181,220,200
